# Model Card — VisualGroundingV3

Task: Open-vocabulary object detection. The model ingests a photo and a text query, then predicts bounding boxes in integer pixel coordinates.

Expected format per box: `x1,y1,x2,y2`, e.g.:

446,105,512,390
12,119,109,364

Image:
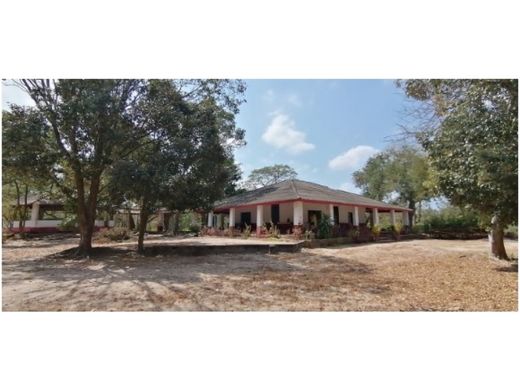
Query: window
333,206,339,224
348,212,354,225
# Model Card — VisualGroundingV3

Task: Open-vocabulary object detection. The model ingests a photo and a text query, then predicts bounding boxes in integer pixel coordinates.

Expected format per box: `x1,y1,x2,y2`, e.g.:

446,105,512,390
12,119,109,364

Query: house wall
222,202,372,226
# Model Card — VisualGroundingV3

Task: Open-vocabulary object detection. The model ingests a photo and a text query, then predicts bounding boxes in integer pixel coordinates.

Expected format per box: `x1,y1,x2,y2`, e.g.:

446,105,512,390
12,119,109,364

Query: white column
293,201,304,225
390,209,396,225
403,211,409,226
207,211,214,227
256,205,264,234
229,208,236,228
329,204,335,225
31,202,40,226
353,206,359,226
216,214,223,229
373,208,379,225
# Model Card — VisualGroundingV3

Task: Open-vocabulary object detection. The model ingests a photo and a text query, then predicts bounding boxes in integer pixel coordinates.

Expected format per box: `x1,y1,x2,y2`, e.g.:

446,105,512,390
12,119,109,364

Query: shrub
241,224,251,239
269,225,281,239
348,228,360,243
505,225,517,239
371,224,382,240
189,224,200,234
317,214,332,239
419,207,481,233
96,227,130,242
58,214,78,232
392,222,403,240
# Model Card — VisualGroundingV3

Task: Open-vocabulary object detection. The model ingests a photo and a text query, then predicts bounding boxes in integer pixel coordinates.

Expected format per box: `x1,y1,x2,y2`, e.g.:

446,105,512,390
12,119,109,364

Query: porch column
229,208,236,228
216,214,223,229
256,205,264,234
353,206,359,226
329,204,335,225
207,211,214,227
31,201,40,227
293,201,304,226
403,211,410,226
373,208,379,225
390,209,396,225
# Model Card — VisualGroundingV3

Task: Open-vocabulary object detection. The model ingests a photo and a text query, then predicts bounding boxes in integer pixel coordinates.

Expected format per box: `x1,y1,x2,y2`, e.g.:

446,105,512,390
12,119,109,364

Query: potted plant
392,222,403,241
371,224,382,241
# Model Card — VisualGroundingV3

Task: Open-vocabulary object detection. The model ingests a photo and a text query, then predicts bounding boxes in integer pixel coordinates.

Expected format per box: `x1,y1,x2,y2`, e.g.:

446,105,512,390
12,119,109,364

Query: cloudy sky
2,79,408,193
236,79,407,193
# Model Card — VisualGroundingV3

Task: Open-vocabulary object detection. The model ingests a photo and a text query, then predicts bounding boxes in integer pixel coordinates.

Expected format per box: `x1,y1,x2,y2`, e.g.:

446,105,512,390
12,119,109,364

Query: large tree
244,164,297,189
6,79,246,255
353,145,435,224
399,79,518,259
108,81,245,252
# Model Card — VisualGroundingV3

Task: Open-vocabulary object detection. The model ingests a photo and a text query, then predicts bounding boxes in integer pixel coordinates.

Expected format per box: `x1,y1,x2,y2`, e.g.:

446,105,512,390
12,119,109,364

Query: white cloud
262,113,315,155
328,145,379,170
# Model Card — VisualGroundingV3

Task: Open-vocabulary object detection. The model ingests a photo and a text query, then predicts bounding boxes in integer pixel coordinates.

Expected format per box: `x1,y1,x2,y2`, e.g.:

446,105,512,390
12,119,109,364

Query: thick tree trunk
489,215,508,260
408,200,416,227
76,174,101,256
137,206,149,253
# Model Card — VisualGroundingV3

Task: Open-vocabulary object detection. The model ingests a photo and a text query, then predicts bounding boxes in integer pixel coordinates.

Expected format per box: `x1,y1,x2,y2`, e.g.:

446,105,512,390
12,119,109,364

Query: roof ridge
289,179,300,198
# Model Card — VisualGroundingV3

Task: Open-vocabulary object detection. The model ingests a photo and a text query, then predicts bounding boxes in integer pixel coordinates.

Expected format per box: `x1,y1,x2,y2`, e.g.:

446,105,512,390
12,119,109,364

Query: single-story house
6,196,114,233
209,179,412,233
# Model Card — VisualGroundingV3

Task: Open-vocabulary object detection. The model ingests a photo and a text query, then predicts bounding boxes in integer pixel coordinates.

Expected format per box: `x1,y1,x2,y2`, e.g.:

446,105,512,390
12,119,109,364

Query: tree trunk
76,174,101,256
489,215,508,260
137,206,149,253
408,200,416,228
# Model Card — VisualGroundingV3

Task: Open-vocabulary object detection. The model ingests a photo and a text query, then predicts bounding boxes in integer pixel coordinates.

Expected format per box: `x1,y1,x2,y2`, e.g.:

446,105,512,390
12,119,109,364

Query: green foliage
317,214,332,239
267,223,281,239
353,145,436,219
393,222,403,235
348,228,360,242
371,224,382,238
189,224,201,234
245,164,297,189
400,80,518,227
4,79,246,254
415,207,481,233
58,214,78,231
241,223,251,239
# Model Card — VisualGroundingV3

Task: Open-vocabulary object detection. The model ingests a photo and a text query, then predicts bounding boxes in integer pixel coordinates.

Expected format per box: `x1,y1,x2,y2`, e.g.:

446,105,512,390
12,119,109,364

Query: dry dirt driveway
2,236,517,311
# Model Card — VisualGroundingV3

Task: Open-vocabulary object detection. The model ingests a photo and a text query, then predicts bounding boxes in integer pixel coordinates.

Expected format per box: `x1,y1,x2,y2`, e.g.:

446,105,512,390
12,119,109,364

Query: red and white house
209,179,412,234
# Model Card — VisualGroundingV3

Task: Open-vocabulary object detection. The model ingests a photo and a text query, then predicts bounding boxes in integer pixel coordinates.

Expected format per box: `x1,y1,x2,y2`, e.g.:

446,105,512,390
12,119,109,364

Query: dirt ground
2,235,518,311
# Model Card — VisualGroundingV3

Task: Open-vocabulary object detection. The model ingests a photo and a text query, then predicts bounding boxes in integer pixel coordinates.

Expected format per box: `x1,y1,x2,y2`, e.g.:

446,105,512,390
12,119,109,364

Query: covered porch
209,200,410,235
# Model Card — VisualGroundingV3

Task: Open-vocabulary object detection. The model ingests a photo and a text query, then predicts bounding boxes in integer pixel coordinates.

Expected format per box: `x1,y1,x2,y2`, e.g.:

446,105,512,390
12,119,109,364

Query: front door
240,212,251,228
271,204,280,224
333,206,339,225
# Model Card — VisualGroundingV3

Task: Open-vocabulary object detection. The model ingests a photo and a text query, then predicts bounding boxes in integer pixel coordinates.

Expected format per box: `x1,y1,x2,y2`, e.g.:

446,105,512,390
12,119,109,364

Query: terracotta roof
213,179,411,212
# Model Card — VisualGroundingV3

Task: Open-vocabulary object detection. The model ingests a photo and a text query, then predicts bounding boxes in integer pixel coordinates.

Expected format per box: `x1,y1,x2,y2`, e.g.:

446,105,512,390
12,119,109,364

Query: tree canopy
244,164,297,189
398,79,518,258
4,79,246,254
353,145,436,223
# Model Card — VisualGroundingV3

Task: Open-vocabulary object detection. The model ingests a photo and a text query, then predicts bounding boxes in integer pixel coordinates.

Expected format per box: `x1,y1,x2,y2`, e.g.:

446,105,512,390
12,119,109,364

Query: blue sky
235,79,407,192
2,79,408,194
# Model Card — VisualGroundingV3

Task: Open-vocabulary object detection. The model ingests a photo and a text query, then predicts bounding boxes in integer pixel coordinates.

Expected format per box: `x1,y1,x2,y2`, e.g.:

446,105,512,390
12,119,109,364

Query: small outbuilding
209,179,412,234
